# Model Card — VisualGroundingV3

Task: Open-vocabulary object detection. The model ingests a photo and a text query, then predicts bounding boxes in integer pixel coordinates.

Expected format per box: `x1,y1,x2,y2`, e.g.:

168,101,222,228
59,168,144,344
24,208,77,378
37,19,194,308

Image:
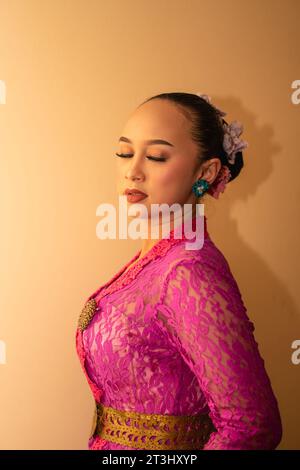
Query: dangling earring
192,178,210,198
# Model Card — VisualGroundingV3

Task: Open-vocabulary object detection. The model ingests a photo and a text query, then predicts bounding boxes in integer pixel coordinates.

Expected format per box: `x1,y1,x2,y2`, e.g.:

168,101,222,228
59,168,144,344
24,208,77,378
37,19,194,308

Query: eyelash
115,153,167,162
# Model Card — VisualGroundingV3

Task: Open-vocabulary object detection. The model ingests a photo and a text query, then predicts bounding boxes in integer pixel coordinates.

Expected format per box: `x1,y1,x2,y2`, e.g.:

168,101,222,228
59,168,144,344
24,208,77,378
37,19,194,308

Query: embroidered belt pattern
91,401,216,450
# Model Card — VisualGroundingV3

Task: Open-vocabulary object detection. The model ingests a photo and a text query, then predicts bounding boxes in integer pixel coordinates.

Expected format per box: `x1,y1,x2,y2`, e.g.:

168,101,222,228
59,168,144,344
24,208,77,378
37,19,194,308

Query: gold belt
90,401,216,450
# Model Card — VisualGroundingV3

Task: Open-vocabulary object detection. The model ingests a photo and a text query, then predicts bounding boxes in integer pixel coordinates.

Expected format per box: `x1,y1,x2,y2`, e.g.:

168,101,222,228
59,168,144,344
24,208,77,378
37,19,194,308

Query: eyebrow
118,136,175,147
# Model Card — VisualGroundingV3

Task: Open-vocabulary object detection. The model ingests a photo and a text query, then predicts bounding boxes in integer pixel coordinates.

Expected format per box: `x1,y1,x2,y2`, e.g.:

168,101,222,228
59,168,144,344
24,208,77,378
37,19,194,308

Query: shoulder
159,234,236,287
157,236,248,320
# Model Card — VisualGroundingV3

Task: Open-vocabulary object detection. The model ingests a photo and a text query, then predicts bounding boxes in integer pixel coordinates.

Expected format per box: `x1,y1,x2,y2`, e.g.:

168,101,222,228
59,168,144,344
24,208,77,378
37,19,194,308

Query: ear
196,158,222,185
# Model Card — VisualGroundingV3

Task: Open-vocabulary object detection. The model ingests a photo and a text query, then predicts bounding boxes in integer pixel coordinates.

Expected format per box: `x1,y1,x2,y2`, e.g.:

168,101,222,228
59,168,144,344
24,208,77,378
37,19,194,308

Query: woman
75,92,282,450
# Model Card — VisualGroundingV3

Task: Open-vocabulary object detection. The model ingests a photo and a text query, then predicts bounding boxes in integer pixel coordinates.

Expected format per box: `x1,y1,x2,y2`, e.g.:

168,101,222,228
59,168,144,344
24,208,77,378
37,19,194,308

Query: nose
126,173,143,182
125,159,145,182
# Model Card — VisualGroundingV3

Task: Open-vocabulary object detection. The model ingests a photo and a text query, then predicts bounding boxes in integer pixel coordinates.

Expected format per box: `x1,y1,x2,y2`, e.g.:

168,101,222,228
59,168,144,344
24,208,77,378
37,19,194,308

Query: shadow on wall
202,94,300,450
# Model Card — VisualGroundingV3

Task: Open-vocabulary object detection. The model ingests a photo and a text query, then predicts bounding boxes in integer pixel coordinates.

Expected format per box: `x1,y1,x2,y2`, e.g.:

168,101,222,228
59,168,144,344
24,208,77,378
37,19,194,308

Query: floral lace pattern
75,214,282,450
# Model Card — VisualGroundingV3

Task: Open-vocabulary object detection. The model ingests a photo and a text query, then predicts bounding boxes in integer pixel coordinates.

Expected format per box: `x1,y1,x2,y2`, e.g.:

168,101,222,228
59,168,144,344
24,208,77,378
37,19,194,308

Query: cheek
158,161,193,189
155,164,183,185
149,165,191,203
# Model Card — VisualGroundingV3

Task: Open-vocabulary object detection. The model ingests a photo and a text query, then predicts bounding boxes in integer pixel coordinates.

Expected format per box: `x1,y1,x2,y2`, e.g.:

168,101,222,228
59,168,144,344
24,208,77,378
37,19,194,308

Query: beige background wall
0,0,299,449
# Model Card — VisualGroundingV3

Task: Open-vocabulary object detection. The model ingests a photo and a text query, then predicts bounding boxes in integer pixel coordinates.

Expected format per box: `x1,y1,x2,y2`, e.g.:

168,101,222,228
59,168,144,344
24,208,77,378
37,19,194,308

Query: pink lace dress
75,214,282,450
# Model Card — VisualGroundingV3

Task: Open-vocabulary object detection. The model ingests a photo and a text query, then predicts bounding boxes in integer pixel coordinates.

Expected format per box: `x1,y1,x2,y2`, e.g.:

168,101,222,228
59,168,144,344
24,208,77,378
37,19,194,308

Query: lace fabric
75,214,282,450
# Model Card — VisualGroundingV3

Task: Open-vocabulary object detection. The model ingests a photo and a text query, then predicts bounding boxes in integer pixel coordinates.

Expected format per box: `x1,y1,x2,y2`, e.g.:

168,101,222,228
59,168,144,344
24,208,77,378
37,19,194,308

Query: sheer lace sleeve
155,259,282,450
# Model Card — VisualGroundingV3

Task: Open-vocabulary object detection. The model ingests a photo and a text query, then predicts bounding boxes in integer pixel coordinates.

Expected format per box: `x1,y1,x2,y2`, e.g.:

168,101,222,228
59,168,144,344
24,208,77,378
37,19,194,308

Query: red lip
124,188,148,196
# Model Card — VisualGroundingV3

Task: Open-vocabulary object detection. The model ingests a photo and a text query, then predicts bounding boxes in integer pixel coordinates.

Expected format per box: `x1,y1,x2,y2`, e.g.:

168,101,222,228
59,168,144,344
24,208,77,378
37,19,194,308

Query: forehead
120,99,194,148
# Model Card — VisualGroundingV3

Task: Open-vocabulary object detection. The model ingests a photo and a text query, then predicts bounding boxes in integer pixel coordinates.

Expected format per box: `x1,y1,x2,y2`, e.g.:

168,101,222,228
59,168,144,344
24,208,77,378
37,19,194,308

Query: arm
155,259,282,450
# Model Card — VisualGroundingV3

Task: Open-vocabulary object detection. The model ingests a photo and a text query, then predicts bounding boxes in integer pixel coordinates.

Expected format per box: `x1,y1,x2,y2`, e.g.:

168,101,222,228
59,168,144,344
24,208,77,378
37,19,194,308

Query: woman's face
115,99,217,219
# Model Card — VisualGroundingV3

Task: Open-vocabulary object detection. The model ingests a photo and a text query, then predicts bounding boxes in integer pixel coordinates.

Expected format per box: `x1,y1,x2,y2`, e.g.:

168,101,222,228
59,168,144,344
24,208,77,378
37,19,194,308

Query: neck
137,203,200,259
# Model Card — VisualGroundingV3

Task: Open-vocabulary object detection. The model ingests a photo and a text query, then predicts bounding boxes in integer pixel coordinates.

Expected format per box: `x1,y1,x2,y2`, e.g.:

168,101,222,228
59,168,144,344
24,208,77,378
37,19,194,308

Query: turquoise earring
192,178,210,198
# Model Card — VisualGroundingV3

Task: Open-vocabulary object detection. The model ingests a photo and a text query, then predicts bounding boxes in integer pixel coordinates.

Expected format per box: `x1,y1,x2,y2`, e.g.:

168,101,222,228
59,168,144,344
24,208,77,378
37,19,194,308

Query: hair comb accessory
196,93,227,118
196,92,249,165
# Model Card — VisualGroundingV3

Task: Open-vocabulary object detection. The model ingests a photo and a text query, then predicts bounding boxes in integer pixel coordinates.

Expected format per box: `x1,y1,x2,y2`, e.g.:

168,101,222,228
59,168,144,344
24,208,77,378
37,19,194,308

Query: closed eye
115,153,167,162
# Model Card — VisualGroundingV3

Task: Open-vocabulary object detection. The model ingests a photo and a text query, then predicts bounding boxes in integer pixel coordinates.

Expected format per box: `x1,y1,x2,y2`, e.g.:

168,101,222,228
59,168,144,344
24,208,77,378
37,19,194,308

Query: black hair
139,92,244,183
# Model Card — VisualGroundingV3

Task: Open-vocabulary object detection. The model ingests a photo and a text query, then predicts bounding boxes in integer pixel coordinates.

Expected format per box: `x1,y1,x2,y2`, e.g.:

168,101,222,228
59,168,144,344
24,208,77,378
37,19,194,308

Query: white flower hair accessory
196,92,249,165
223,120,249,164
